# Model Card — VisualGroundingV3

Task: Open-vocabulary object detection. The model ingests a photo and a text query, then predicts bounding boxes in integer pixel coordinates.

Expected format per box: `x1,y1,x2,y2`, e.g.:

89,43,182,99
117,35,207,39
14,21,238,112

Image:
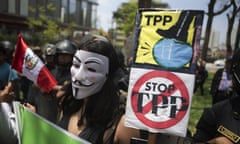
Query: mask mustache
72,80,94,87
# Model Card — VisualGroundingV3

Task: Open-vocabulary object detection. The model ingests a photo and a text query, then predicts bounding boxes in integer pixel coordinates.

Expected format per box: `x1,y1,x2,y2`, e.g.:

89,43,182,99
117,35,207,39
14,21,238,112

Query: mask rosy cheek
89,77,97,81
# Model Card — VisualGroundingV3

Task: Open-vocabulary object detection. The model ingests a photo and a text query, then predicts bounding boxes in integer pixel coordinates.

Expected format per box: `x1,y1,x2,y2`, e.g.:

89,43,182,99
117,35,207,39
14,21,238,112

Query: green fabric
16,103,90,144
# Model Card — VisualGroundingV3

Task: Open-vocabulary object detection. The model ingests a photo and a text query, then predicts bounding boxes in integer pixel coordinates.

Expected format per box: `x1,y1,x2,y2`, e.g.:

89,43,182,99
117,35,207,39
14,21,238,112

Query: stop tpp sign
130,70,189,129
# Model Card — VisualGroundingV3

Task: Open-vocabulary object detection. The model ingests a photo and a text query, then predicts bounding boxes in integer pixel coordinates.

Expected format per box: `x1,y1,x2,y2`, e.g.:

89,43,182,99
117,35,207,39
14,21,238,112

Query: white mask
71,50,109,99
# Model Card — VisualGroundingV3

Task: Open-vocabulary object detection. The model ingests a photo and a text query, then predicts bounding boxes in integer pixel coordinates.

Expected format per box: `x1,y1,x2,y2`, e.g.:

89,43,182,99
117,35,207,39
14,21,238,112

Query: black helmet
0,41,14,54
43,43,56,56
55,40,77,55
231,48,240,94
116,49,125,68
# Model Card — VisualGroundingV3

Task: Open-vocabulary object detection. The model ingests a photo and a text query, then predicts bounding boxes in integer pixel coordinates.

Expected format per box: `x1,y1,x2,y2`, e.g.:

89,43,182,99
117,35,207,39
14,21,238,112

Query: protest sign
125,9,204,137
13,102,90,144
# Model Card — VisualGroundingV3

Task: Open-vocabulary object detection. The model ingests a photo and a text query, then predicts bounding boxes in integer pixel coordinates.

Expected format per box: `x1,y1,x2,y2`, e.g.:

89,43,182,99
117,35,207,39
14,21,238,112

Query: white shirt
0,102,18,144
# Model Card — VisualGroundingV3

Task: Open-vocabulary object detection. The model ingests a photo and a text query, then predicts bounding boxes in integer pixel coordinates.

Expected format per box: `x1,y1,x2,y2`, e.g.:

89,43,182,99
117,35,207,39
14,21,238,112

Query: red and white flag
12,34,57,93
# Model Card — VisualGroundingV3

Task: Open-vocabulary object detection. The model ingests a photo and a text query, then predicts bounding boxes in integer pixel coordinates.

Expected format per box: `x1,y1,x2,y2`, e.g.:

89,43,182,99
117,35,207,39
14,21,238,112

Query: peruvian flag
12,34,57,93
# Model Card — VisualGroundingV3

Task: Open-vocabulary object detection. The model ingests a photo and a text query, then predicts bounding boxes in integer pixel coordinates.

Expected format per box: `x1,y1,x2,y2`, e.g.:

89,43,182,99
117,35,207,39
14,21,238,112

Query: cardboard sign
125,9,204,137
125,68,194,137
133,9,204,72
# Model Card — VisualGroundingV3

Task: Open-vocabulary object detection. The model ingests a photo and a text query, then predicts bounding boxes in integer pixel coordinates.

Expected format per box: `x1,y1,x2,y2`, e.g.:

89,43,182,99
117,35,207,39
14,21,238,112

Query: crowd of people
0,33,240,144
0,34,130,144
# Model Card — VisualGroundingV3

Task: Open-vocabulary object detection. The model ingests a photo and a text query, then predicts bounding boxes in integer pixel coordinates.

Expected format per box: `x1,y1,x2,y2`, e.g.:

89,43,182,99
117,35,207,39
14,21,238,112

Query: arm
0,82,14,103
114,115,140,144
193,108,218,143
147,133,157,144
208,136,233,144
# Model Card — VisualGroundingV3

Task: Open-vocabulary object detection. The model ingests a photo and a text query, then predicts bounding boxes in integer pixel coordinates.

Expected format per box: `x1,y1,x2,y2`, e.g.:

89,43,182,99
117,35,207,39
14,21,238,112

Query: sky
97,0,229,43
97,0,129,30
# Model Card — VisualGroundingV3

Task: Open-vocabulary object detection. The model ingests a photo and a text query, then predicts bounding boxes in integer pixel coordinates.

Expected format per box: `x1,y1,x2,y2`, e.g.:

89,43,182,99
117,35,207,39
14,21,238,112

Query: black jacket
193,94,240,143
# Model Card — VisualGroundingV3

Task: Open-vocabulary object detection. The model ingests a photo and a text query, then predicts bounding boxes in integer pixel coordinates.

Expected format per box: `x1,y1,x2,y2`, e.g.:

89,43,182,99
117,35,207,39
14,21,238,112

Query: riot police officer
25,43,59,123
55,39,77,85
43,43,57,72
193,48,240,144
25,40,77,123
0,41,14,64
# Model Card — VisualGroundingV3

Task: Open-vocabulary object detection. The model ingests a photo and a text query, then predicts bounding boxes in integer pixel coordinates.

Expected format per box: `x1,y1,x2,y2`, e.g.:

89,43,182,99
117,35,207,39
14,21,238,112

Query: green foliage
27,3,77,46
27,4,60,45
188,72,214,135
46,3,56,11
113,2,138,36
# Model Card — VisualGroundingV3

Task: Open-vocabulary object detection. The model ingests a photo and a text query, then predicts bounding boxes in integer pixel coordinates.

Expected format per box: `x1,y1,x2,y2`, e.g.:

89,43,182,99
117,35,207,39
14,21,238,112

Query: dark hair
61,34,122,128
78,34,120,76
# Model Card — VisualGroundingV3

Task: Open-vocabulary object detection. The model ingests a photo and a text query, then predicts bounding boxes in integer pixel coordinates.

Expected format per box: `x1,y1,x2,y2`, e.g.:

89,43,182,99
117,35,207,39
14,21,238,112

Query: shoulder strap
79,126,105,144
140,129,149,140
57,113,71,130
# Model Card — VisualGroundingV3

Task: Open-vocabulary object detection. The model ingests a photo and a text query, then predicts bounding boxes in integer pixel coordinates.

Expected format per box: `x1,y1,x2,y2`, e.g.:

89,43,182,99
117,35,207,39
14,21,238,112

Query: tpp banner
13,102,90,144
125,9,204,137
133,9,204,72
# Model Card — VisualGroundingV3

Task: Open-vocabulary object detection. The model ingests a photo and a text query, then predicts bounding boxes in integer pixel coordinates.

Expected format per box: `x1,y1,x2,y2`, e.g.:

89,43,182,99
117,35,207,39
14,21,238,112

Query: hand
54,85,64,98
23,103,36,113
147,133,157,144
208,136,233,144
113,115,140,144
0,82,14,103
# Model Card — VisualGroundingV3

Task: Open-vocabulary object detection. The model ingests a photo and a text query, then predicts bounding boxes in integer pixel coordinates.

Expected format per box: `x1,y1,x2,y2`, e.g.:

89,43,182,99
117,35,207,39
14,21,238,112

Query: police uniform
194,94,240,144
55,40,77,85
193,48,240,144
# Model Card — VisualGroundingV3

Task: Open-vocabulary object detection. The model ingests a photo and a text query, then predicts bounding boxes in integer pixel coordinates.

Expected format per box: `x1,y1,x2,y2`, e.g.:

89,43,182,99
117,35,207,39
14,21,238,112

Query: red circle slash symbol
131,70,189,129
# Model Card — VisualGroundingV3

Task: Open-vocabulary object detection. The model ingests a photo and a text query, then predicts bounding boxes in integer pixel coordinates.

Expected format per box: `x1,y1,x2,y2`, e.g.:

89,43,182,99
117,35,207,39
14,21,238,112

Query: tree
27,4,77,46
202,0,231,60
27,4,60,45
113,1,138,36
225,0,240,56
235,18,240,51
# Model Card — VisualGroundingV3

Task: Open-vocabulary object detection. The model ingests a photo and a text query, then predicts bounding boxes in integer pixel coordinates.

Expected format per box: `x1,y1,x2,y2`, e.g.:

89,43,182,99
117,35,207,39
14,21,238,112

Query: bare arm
114,115,140,144
0,82,14,103
208,137,233,144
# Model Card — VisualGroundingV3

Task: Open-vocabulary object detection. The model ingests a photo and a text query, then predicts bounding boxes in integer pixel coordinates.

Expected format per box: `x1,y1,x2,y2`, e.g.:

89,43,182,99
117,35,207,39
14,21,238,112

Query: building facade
0,0,98,40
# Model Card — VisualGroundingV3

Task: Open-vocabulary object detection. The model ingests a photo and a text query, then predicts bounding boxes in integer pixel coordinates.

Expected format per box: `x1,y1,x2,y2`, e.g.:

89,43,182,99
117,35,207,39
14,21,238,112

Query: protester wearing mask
56,34,124,144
